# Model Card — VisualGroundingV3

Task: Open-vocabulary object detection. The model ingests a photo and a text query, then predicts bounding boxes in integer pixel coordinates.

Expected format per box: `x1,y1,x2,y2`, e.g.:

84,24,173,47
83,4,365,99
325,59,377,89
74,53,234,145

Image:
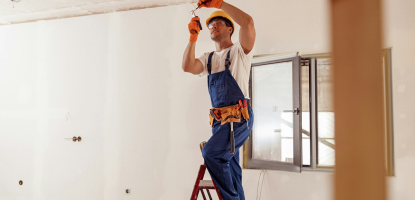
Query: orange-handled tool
190,5,203,31
239,100,249,130
190,11,202,31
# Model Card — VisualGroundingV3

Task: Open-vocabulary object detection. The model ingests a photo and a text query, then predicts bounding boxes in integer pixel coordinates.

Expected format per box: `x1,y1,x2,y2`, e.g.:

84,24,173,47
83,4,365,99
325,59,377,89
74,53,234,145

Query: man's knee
202,143,223,161
202,146,207,158
203,145,234,163
202,144,212,160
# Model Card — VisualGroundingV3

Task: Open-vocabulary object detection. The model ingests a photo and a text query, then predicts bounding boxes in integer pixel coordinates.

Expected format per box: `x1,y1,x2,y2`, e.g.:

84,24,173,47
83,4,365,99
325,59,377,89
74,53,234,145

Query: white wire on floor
256,169,267,200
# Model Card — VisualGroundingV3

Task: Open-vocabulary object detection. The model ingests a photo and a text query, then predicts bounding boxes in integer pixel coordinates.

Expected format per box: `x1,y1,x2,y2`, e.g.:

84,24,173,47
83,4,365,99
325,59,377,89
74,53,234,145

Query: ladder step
199,180,215,189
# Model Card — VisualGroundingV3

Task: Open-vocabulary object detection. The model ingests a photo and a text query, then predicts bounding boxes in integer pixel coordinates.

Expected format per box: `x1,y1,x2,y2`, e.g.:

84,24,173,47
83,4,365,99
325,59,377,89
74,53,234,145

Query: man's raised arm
220,2,256,55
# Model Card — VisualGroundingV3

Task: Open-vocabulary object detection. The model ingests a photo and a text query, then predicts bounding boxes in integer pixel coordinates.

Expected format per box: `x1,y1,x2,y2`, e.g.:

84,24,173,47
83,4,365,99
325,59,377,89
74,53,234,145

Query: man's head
206,11,234,42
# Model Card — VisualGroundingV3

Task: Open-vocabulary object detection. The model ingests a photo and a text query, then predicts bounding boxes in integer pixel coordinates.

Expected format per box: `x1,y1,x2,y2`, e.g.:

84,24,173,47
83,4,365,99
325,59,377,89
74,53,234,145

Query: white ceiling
0,0,196,25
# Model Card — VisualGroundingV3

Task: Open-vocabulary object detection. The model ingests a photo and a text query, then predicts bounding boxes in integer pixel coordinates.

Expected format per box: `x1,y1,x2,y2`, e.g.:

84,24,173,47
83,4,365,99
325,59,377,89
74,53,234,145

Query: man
182,0,255,199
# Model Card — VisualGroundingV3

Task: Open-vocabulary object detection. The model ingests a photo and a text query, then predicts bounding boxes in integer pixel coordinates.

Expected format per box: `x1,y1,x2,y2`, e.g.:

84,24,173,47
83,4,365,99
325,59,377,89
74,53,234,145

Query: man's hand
197,0,223,9
183,17,203,75
188,17,201,43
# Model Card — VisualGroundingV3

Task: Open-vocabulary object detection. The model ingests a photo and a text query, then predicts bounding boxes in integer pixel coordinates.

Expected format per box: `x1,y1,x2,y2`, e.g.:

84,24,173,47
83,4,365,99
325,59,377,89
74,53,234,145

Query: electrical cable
256,169,267,200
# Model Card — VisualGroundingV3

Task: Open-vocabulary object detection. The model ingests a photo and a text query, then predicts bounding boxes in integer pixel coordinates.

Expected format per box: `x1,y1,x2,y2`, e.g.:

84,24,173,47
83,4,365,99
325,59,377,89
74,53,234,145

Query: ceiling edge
0,0,198,26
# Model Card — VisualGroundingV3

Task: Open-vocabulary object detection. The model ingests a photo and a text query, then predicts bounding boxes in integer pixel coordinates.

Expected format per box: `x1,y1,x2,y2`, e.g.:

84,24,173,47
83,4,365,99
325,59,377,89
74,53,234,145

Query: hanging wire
189,1,197,9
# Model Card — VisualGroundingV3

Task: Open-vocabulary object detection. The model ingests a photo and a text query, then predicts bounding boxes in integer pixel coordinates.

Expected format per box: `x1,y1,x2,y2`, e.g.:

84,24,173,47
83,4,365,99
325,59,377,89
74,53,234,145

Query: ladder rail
190,165,207,200
190,164,223,200
191,142,223,200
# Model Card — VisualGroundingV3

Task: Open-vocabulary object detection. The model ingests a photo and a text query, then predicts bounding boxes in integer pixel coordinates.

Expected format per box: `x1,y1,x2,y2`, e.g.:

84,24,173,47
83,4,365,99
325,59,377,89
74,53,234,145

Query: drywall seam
0,19,12,25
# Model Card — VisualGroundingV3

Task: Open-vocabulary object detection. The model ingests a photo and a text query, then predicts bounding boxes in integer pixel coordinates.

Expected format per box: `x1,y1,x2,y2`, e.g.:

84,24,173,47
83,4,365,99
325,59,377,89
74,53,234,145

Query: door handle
64,136,82,142
283,108,300,115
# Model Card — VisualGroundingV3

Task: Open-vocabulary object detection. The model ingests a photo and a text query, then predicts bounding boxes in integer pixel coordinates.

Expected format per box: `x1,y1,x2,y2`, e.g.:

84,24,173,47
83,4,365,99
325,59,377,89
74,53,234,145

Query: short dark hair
208,17,234,38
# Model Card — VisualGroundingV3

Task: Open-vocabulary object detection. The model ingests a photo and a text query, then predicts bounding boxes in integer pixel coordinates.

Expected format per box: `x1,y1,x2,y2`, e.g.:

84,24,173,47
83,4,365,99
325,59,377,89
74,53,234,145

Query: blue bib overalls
202,50,254,200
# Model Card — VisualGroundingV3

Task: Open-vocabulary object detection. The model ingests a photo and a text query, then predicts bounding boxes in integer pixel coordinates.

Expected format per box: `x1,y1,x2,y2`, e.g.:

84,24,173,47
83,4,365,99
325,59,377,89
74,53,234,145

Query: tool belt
209,103,250,127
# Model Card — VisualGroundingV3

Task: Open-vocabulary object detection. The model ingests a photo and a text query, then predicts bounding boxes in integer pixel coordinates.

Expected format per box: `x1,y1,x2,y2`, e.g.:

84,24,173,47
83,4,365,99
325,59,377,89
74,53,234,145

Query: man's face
208,18,232,42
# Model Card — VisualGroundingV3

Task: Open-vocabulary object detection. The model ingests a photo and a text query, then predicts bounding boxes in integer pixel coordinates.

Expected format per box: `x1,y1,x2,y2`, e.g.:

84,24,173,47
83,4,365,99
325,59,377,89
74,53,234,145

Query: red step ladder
190,142,223,200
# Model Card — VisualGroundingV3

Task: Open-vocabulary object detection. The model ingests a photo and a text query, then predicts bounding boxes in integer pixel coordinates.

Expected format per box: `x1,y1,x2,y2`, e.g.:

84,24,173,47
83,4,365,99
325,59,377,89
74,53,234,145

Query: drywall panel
383,0,415,200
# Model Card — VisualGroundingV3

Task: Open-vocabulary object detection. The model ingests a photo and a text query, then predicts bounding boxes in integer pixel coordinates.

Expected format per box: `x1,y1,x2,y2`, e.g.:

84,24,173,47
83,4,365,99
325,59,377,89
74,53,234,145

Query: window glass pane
252,61,293,163
301,60,310,165
317,58,335,167
318,139,335,166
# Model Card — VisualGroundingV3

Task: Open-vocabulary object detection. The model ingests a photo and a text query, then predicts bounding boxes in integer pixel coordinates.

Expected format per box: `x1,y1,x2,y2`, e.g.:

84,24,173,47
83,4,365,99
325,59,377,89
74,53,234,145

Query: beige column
330,0,387,200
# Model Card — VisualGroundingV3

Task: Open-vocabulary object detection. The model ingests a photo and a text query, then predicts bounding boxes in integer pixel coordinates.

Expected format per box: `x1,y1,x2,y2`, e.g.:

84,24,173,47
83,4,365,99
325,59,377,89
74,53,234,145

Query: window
244,50,394,175
243,52,302,172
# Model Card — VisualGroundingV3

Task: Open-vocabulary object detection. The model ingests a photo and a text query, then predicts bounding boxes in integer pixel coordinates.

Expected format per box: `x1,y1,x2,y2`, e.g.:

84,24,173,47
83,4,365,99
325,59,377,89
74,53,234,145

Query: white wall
383,0,415,200
0,0,413,199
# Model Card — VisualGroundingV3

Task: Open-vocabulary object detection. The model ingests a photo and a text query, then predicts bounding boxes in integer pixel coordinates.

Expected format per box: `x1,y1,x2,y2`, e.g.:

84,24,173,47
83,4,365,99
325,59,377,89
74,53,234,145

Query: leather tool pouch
209,114,214,127
209,104,243,127
241,107,250,120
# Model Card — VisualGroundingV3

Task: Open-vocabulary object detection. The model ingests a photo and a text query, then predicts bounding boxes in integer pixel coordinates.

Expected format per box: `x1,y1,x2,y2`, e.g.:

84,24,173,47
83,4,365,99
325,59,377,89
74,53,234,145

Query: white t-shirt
197,41,254,99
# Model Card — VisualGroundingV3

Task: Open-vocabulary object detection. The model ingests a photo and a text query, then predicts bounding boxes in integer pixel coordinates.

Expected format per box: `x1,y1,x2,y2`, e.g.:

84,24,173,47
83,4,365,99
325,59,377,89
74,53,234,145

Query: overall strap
225,50,231,70
207,51,214,75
